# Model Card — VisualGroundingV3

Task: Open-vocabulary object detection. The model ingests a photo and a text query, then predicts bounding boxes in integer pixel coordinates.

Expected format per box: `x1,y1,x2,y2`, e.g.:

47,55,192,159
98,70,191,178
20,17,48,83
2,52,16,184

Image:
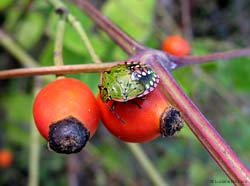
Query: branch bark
0,62,120,79
172,48,250,67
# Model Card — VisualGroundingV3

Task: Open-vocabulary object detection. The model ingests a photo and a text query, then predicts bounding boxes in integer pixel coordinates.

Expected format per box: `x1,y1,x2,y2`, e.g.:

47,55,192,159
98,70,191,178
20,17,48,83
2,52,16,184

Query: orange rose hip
33,78,100,154
97,87,183,143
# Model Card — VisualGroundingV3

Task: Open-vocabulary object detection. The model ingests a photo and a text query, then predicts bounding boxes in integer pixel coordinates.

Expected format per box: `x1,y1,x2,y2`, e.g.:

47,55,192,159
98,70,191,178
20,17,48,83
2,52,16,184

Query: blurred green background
0,0,250,186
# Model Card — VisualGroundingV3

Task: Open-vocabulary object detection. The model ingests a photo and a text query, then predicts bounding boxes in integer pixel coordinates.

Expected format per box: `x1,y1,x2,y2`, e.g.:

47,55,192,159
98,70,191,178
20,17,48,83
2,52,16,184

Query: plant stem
49,0,101,63
28,77,42,186
149,60,250,185
54,13,65,67
0,62,120,79
180,0,192,40
67,13,101,64
28,117,40,186
74,0,147,55
171,48,250,67
0,29,51,82
126,143,168,186
2,47,250,79
53,12,66,79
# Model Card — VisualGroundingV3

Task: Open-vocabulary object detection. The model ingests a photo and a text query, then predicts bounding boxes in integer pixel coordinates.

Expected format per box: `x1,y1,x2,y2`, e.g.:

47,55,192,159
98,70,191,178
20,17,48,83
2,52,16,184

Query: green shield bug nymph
99,62,160,103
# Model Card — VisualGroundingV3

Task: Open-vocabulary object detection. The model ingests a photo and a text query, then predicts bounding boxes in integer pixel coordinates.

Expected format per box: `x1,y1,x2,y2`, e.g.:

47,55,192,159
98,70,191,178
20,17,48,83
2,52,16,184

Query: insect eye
100,87,110,102
103,87,109,95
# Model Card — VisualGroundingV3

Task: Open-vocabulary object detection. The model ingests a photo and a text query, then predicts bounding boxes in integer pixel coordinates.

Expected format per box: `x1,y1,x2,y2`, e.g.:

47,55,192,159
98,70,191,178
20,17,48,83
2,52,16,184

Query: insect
99,62,160,103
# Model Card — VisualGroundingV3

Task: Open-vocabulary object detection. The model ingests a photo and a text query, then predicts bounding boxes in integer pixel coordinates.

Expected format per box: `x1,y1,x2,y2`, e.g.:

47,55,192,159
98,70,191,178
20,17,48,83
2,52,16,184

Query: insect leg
105,102,126,124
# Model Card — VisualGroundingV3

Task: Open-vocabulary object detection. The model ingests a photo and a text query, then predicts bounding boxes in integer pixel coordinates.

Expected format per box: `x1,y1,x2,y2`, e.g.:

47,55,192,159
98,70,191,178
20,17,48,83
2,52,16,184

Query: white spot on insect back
142,72,147,76
131,72,139,80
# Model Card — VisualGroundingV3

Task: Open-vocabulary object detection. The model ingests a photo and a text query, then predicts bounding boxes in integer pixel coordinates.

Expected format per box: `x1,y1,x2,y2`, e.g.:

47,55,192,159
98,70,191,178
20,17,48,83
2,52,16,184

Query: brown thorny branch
74,0,250,185
0,1,250,184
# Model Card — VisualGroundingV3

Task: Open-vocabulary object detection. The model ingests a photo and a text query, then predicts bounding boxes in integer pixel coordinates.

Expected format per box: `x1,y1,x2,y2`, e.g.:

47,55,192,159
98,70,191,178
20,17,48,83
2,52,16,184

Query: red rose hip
162,35,190,56
97,87,183,143
33,78,100,154
0,149,13,168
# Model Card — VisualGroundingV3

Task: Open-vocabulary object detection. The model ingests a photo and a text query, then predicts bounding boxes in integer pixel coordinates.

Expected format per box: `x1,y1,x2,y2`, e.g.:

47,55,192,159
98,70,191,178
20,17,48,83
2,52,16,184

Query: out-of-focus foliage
0,0,250,186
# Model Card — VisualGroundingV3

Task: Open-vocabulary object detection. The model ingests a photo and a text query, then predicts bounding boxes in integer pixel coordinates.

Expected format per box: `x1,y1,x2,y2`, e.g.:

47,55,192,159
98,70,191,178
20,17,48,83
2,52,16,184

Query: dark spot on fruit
160,107,183,137
48,116,90,154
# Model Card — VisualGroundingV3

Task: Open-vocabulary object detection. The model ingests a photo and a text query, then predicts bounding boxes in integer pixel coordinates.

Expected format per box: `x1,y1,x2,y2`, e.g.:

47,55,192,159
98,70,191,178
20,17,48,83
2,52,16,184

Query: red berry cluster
33,77,183,154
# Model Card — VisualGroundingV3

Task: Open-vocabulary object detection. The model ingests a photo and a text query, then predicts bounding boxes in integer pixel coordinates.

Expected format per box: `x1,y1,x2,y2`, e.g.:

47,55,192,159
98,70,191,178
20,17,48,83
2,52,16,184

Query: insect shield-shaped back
128,63,160,97
99,62,160,103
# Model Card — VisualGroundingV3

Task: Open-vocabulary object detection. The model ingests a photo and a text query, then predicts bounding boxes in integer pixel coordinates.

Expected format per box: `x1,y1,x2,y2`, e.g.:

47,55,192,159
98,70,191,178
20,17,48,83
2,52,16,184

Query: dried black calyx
160,107,184,137
48,116,90,154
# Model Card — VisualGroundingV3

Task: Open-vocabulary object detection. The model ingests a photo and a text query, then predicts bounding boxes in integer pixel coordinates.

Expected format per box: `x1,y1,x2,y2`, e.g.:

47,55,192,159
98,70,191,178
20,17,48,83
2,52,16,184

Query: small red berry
0,149,13,168
33,78,100,154
97,87,183,143
162,35,190,56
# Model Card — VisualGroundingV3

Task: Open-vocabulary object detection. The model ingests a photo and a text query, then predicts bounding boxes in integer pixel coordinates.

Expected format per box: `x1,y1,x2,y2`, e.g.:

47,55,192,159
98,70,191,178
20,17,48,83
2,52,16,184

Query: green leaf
63,24,88,56
189,160,210,185
0,0,14,10
97,143,130,173
217,57,250,91
39,41,54,66
16,12,45,49
1,92,33,146
173,66,196,95
79,73,100,95
103,0,155,42
2,92,32,122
